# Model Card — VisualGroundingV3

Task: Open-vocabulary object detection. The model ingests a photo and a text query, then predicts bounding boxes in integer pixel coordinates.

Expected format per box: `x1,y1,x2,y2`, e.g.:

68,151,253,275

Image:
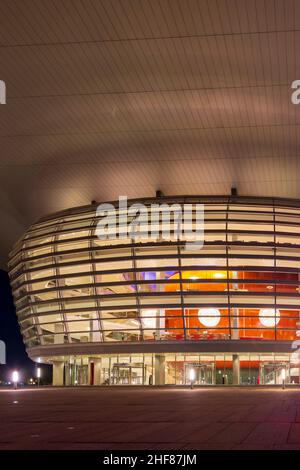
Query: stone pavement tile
243,422,291,445
50,422,141,443
166,412,206,423
91,443,164,450
130,411,181,423
37,442,157,450
73,422,170,443
190,411,235,423
0,444,17,450
112,422,187,444
219,408,255,423
287,423,300,443
232,443,274,450
131,422,209,443
0,442,34,450
265,410,296,422
273,444,300,450
43,410,151,424
183,442,234,450
0,422,76,443
142,443,187,450
294,411,300,422
147,422,230,444
4,422,146,447
238,410,277,423
82,412,168,424
43,442,186,450
209,422,257,444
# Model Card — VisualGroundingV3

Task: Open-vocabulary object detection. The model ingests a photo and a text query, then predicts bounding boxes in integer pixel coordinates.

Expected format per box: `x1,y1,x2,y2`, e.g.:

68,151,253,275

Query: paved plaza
1,387,300,450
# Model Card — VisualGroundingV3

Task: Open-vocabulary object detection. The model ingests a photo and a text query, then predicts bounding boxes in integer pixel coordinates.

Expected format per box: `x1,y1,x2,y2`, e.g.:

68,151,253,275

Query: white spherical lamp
259,308,280,327
198,308,220,327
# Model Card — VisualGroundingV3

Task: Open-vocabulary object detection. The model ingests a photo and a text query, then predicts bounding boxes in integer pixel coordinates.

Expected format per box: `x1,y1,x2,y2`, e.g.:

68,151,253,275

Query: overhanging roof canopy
0,0,300,265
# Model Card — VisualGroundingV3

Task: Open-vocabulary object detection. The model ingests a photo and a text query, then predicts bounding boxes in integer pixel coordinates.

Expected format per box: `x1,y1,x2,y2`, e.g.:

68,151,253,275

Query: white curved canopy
0,0,299,265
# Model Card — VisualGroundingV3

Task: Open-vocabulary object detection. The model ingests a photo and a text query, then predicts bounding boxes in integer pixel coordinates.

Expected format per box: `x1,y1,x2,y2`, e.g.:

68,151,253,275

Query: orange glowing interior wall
164,271,300,340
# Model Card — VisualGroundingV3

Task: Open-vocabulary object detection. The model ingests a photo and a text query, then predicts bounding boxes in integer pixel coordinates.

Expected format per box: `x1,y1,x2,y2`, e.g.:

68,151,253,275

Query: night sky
0,269,51,382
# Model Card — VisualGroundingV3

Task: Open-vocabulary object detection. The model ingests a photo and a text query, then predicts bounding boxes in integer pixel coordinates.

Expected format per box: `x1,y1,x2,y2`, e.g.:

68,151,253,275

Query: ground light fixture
12,370,19,390
189,368,195,389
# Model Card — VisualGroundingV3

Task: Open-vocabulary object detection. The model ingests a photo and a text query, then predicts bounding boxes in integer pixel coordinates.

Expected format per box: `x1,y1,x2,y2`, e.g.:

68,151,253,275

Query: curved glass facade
8,196,300,352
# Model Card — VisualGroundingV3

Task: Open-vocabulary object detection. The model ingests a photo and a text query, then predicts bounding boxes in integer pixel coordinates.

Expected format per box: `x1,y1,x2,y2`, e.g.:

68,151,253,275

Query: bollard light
189,368,195,389
37,367,41,387
12,370,19,389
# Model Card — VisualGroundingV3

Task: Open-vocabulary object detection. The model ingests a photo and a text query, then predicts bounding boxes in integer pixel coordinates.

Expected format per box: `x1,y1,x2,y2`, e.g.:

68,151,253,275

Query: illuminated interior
7,196,300,385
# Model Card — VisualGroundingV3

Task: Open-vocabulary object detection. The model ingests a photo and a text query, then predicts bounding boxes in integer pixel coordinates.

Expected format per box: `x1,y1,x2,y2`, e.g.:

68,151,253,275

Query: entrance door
77,365,88,385
111,365,131,384
261,363,288,385
111,364,145,385
184,363,214,385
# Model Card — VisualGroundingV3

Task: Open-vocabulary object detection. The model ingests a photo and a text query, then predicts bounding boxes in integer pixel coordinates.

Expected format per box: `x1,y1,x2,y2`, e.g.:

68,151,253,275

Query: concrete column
64,363,71,386
211,363,216,385
90,319,101,342
231,267,239,340
231,308,239,339
94,359,102,385
52,361,64,386
155,354,165,385
54,324,64,344
232,354,240,385
156,311,160,340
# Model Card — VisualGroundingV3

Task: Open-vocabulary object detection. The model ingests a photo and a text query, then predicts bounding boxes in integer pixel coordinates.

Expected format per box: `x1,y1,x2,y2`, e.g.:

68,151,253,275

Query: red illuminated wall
164,270,300,340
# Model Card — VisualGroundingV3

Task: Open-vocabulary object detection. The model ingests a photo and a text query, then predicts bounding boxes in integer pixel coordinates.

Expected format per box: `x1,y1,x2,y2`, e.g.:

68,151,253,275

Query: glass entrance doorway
111,363,145,385
261,363,288,385
184,363,214,385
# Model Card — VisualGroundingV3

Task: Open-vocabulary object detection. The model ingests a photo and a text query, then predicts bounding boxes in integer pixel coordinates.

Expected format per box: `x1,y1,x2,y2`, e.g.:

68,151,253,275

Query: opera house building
8,196,300,387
